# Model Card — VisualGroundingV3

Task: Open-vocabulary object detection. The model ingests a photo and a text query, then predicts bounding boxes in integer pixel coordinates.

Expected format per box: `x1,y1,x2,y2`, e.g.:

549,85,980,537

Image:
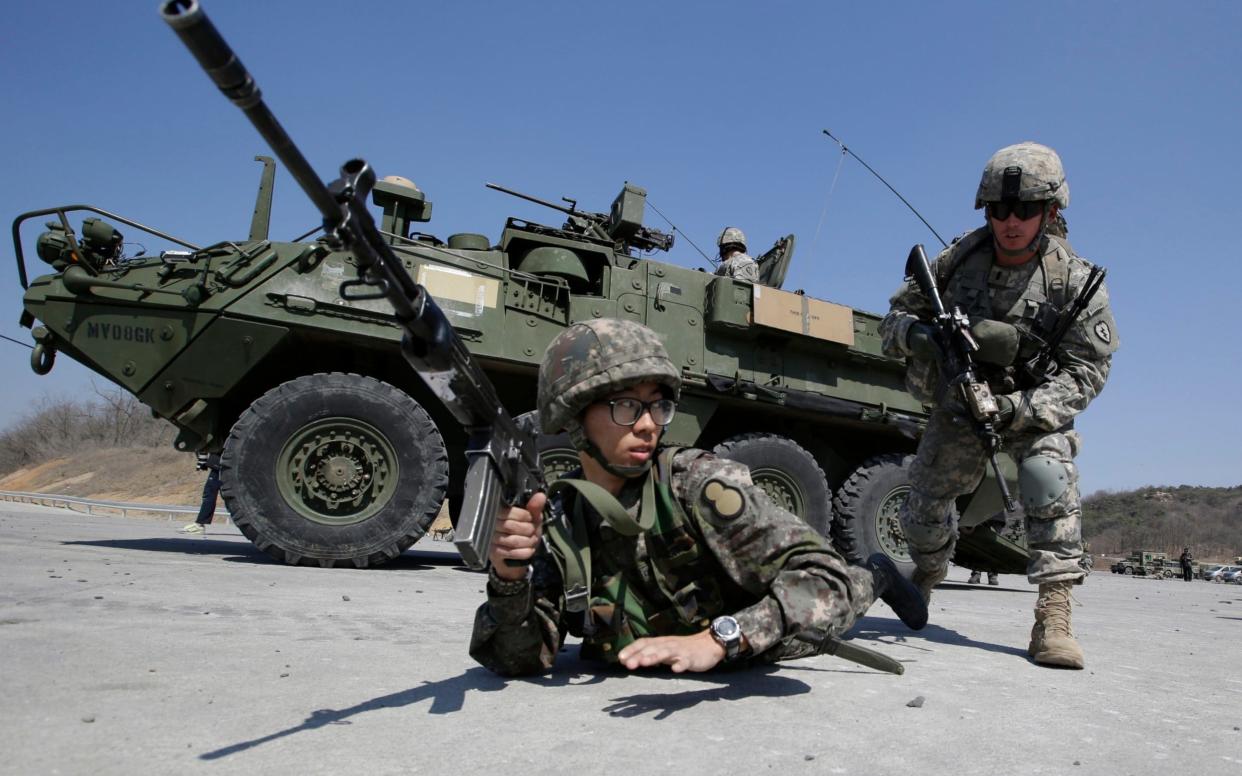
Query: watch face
713,616,740,640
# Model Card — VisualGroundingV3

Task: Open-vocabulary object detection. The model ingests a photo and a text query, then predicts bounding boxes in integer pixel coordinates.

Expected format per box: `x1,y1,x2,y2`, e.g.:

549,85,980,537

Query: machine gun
905,244,1016,513
1014,264,1106,389
486,182,674,255
161,0,540,570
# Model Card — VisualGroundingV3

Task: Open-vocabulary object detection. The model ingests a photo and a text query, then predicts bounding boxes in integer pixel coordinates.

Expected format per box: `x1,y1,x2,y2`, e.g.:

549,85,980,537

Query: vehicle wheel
713,433,831,537
831,453,916,578
221,373,448,568
1124,567,1134,575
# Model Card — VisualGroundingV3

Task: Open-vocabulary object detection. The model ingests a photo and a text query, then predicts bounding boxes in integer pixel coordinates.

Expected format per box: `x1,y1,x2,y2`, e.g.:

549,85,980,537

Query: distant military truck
1110,550,1186,578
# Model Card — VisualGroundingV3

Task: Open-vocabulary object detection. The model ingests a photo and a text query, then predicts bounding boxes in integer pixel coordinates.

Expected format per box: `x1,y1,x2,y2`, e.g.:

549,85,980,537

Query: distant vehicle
1224,568,1242,585
1205,565,1241,583
1110,550,1171,577
1200,564,1225,581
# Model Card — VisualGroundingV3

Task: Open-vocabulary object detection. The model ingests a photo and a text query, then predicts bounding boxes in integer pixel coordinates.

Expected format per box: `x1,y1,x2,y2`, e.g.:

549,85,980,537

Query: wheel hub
750,468,805,519
875,485,912,563
277,418,398,525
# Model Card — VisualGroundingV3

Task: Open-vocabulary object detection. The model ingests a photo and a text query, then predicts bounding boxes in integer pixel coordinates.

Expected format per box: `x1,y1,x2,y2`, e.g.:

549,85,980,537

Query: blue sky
2,1,1239,494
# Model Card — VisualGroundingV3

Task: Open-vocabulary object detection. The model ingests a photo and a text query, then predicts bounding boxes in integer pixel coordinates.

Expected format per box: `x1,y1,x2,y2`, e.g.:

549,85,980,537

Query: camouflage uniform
469,448,878,675
880,154,1119,587
715,252,759,283
714,226,759,283
469,318,916,676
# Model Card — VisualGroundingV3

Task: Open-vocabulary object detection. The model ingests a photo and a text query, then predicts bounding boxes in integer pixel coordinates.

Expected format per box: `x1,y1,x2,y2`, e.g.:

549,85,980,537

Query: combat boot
1029,581,1084,669
987,573,999,586
968,571,981,584
911,564,948,604
865,554,928,630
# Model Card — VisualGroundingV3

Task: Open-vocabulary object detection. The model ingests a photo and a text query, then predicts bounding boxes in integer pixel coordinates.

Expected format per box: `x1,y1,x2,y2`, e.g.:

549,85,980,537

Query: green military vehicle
1110,550,1186,578
13,9,1024,573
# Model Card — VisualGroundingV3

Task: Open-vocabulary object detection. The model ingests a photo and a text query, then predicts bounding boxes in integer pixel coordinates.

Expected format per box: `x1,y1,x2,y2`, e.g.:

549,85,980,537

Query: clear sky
2,1,1239,494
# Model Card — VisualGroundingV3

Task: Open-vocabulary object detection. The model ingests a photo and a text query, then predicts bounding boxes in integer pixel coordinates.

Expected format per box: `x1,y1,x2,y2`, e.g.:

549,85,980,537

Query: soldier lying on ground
469,318,926,676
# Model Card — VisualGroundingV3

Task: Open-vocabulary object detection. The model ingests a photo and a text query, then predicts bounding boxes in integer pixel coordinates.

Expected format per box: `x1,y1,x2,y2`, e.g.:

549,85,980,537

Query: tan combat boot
1029,581,1084,669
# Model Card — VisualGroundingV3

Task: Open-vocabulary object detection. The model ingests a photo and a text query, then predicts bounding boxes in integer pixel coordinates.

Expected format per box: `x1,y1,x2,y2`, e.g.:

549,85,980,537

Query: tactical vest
938,229,1075,391
543,448,735,662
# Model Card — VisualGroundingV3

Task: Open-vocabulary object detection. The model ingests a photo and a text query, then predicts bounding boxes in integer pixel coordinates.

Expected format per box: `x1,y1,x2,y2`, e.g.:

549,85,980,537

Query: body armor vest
543,448,741,662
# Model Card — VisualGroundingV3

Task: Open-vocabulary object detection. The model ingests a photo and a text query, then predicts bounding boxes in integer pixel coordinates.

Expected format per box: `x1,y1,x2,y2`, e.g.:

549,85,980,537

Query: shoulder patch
1093,320,1112,344
702,478,746,521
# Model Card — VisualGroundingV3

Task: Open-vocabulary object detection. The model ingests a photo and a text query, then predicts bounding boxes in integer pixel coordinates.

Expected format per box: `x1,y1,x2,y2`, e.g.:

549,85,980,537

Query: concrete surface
0,502,1238,775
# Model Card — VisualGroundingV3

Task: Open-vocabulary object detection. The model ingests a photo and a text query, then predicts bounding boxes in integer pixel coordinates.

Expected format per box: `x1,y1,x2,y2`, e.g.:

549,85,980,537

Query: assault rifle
162,0,540,570
1015,265,1106,389
905,244,1016,513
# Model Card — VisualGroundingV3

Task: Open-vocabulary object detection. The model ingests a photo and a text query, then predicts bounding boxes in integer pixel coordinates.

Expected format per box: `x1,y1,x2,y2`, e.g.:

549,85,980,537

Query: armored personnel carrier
14,155,1024,572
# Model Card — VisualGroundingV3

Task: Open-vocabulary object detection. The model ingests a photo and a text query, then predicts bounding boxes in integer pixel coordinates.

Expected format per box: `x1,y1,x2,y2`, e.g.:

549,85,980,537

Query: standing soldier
1179,547,1194,582
470,318,926,676
880,142,1119,669
714,227,759,283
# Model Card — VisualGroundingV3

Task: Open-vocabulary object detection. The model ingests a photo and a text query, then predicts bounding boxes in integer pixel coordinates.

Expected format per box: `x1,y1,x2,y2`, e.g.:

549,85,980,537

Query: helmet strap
567,421,653,479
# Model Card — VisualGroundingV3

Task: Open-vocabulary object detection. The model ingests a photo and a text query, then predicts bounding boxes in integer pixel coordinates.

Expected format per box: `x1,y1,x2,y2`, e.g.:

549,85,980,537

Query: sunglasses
603,397,677,427
986,200,1046,221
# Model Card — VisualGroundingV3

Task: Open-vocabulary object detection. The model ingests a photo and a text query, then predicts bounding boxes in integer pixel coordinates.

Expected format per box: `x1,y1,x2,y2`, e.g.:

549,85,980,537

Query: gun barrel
485,182,577,217
161,0,340,223
904,244,947,317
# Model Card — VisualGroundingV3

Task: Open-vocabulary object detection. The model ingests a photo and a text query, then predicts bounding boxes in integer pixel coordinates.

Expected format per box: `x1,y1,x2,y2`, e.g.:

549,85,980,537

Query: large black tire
221,373,448,568
713,433,831,537
831,454,916,578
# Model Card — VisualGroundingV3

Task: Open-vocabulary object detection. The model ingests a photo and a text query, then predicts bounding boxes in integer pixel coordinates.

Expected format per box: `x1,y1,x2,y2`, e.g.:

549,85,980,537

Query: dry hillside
0,446,206,506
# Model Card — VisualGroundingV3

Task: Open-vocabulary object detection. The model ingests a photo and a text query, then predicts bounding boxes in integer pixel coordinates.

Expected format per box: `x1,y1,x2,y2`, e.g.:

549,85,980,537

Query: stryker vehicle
13,158,1025,572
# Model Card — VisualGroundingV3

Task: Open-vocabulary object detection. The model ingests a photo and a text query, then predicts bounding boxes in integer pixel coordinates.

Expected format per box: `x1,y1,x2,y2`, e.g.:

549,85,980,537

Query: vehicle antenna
1,333,34,350
644,199,716,268
822,129,948,249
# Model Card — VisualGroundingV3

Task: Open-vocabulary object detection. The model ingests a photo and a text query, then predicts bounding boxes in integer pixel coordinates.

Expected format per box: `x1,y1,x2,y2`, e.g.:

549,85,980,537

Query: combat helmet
974,142,1069,210
538,318,681,476
717,226,747,251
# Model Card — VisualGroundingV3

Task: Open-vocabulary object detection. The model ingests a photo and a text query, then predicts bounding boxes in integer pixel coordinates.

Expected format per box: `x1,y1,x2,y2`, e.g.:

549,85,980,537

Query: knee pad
1018,455,1072,510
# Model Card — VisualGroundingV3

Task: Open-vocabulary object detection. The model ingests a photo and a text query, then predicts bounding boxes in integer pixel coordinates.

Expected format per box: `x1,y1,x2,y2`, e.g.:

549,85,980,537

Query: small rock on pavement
906,696,925,708
342,595,351,601
81,715,95,723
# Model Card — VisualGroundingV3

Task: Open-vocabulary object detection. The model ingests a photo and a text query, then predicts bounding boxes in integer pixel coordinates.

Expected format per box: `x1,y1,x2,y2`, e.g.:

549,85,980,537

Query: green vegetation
1084,485,1242,561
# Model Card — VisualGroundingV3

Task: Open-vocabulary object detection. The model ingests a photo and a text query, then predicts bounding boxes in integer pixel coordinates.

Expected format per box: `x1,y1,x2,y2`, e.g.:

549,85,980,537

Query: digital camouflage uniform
469,448,877,676
468,317,915,677
881,226,1118,585
715,251,759,283
714,226,759,283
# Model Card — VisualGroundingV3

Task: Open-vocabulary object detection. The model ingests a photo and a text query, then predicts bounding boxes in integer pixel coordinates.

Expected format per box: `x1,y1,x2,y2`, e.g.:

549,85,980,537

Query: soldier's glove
994,394,1017,430
971,320,1019,366
906,322,941,360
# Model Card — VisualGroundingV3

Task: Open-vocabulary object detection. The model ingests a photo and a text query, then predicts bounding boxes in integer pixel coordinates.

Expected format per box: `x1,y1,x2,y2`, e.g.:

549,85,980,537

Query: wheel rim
874,484,912,563
750,467,806,519
540,447,581,482
276,417,399,526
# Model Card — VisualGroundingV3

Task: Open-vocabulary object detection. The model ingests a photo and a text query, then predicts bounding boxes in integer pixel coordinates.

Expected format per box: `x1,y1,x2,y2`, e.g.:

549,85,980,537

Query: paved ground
0,502,1238,775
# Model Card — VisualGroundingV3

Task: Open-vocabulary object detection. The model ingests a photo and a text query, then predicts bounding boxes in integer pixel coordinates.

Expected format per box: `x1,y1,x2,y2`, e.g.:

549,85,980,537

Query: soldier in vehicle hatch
714,226,759,283
880,142,1119,670
469,318,926,675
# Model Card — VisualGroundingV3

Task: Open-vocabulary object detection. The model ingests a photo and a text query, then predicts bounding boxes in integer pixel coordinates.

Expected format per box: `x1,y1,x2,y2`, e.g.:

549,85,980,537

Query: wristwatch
709,615,743,661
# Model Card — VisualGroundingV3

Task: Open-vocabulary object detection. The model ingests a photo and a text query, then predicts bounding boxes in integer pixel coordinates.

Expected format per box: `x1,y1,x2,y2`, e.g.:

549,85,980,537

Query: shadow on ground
60,537,466,571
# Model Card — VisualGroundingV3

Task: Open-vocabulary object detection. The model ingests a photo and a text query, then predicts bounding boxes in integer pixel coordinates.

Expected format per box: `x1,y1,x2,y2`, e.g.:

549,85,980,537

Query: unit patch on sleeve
1093,320,1112,344
702,479,745,521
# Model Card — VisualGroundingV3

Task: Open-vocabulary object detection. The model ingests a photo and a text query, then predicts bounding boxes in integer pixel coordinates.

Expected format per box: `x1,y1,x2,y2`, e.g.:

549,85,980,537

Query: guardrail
0,489,230,522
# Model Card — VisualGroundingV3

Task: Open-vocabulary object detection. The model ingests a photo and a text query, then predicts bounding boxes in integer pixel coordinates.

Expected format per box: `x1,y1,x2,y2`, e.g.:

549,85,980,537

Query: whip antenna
646,199,715,268
822,129,948,249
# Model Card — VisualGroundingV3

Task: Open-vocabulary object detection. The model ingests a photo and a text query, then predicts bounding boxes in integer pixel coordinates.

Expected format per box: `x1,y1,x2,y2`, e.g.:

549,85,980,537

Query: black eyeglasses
986,200,1046,221
602,397,677,427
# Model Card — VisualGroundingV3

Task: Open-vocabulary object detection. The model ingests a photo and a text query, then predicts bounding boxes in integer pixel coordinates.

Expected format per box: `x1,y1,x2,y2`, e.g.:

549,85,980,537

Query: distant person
714,226,759,283
1179,547,1193,582
968,570,1000,586
179,453,221,535
880,141,1119,669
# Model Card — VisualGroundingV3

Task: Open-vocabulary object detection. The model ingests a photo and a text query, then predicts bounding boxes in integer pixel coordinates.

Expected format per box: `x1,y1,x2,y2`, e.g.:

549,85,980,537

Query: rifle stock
163,0,543,570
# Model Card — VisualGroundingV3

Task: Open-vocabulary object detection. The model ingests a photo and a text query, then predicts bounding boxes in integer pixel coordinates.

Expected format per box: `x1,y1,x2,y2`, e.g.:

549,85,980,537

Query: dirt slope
0,447,205,506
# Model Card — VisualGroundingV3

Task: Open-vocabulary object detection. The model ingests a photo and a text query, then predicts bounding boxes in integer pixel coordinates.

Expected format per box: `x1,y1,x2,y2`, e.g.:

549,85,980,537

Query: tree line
0,390,174,477
1083,485,1242,561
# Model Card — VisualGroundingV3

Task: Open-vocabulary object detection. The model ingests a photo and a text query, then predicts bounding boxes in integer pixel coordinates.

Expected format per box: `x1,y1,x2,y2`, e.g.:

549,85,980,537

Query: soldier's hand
488,492,546,580
907,322,941,359
971,320,1019,366
617,631,725,673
